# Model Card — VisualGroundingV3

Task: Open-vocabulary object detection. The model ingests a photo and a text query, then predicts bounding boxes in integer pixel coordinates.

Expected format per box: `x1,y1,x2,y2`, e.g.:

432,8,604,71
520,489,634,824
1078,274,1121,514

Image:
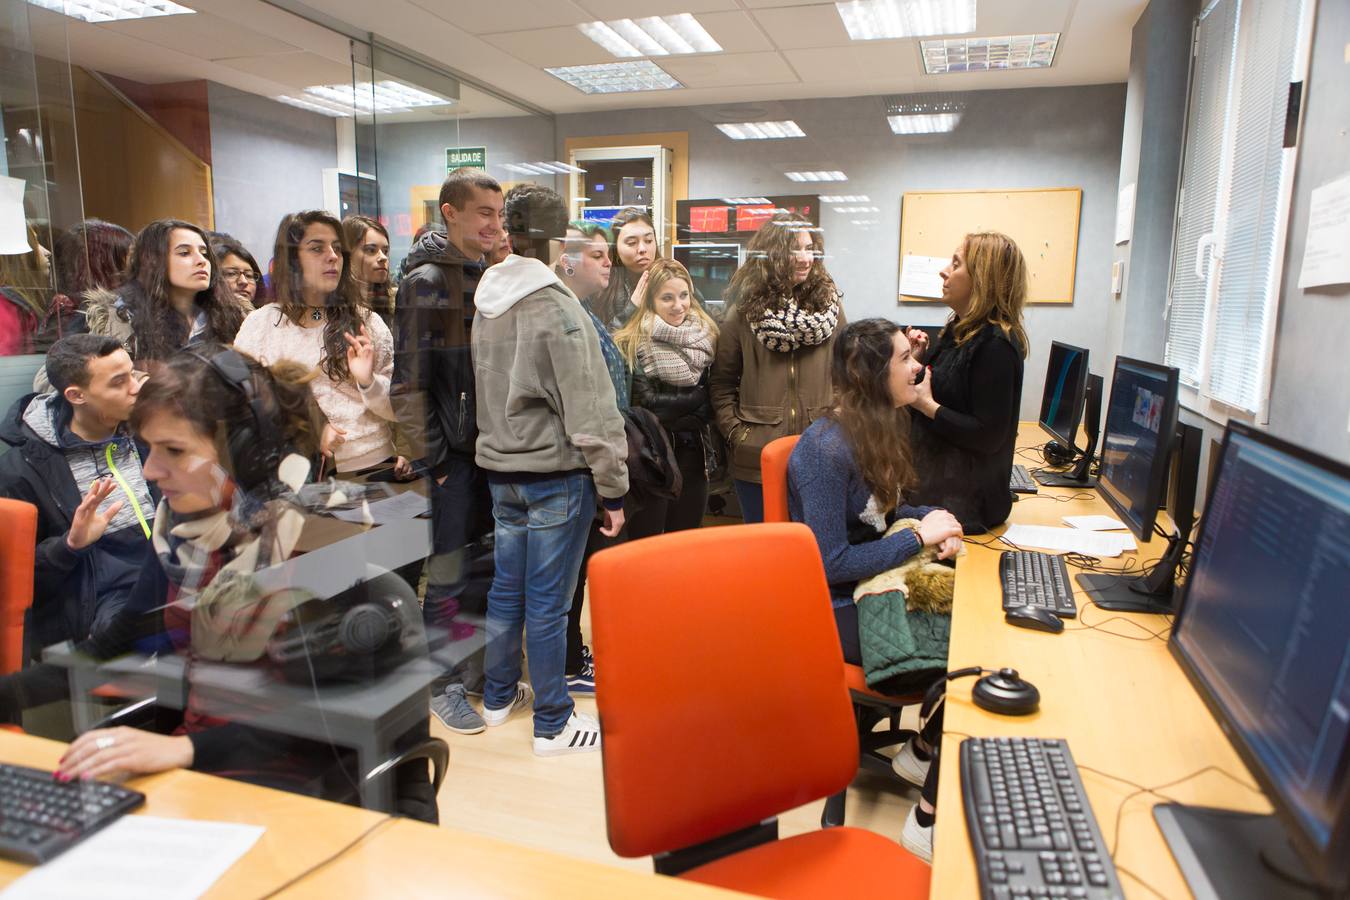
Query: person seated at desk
906,231,1028,534
0,334,156,662
0,346,437,822
787,318,963,864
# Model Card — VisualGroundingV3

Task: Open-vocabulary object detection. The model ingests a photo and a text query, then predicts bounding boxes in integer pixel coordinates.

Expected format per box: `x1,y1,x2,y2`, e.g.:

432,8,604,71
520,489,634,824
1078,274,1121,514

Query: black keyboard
1001,551,1077,617
961,737,1124,900
0,762,144,863
1010,465,1040,494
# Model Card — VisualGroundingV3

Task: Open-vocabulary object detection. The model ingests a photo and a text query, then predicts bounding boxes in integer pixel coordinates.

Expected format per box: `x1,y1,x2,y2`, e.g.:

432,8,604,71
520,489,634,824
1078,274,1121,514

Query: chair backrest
760,435,801,523
0,498,38,674
589,523,858,859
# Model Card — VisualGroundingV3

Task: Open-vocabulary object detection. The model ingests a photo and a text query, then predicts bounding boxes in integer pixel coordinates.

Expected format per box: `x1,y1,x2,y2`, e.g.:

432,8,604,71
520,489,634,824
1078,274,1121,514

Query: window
1165,0,1313,420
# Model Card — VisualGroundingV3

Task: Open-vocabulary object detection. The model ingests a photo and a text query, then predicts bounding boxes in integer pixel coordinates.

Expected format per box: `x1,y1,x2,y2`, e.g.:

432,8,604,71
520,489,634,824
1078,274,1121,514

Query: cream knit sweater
234,304,396,473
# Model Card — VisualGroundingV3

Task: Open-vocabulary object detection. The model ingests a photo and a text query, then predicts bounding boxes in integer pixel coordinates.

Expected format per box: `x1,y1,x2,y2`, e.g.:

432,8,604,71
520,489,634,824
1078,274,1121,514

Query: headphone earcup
225,423,270,493
1042,441,1076,466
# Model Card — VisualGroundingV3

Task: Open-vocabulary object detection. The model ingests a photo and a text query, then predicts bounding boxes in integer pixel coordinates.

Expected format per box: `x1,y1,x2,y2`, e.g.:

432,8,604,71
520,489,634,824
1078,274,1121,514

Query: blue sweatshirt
787,418,936,606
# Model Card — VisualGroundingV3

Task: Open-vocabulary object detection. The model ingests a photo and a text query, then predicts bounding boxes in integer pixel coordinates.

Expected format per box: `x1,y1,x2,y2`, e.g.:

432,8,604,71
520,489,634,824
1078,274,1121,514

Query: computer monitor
1095,356,1181,539
672,243,741,310
1034,342,1101,488
1157,421,1350,897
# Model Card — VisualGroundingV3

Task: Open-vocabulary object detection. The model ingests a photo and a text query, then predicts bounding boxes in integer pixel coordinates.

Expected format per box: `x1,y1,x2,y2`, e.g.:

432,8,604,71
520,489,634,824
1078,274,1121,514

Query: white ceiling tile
698,10,774,53
974,0,1075,34
575,0,738,17
415,0,595,35
752,5,851,50
482,26,615,68
738,0,822,8
660,51,799,88
783,44,923,84
215,52,354,89
100,12,299,60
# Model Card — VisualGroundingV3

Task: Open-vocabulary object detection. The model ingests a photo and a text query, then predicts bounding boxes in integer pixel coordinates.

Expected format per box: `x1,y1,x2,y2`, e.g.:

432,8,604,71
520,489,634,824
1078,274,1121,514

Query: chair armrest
363,735,449,794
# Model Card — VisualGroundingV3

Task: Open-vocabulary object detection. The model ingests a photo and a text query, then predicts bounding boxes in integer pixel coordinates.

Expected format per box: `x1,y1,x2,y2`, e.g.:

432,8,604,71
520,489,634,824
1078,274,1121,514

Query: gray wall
374,84,1126,421
208,82,337,268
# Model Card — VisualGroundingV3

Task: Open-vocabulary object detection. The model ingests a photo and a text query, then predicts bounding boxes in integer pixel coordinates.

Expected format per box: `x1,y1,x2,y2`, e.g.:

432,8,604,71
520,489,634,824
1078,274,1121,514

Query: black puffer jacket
391,231,485,477
632,368,712,437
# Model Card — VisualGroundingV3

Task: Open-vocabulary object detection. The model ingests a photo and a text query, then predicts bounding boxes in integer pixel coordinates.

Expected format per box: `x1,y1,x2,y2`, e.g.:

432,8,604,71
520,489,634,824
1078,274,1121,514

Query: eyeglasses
221,268,259,284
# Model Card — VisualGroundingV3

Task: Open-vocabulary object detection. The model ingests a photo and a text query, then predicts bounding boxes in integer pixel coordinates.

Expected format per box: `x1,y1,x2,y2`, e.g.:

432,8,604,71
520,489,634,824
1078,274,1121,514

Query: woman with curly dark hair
94,220,246,366
709,212,845,522
233,210,405,478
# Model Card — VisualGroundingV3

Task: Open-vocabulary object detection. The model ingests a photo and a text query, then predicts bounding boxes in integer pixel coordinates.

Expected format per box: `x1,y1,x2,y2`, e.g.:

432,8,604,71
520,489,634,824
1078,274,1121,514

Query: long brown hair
120,219,245,364
0,224,51,318
725,213,838,323
946,231,1029,358
271,210,366,382
611,258,719,367
825,319,916,514
341,214,393,320
591,207,661,326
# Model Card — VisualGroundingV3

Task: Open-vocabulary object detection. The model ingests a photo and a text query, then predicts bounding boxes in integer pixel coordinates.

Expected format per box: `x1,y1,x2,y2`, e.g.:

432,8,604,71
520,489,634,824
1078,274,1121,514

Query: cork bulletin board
897,187,1083,304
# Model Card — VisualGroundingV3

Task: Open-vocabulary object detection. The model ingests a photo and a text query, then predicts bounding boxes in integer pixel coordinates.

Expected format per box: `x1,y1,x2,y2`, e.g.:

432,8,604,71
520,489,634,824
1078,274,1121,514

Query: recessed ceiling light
886,95,965,132
721,197,772,205
276,95,346,117
503,161,587,175
821,194,870,203
278,80,454,116
785,171,848,182
546,61,682,94
836,0,975,41
922,34,1060,74
27,0,194,22
715,121,805,140
833,205,880,213
888,113,961,133
579,14,721,58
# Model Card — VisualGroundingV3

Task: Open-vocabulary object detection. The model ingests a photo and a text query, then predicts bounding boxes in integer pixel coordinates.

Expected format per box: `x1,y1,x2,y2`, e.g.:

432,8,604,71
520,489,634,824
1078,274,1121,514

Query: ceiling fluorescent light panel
821,194,869,203
716,121,805,140
29,0,194,22
546,61,682,94
579,14,721,58
922,34,1060,73
836,0,975,41
785,171,848,182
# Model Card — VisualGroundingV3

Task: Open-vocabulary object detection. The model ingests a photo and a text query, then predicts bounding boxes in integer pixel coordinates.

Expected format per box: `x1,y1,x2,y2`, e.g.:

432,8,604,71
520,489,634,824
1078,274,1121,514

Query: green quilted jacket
857,589,951,693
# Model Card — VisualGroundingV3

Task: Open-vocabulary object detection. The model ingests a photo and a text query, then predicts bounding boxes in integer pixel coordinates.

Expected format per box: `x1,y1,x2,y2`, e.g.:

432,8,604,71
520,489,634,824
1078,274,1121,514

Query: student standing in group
81,219,245,369
0,334,156,661
615,257,717,539
473,183,628,756
710,213,844,523
209,235,264,310
555,221,626,693
393,168,502,735
234,210,403,479
589,206,659,333
343,215,395,326
0,225,52,355
787,318,963,864
907,232,1028,533
47,219,133,340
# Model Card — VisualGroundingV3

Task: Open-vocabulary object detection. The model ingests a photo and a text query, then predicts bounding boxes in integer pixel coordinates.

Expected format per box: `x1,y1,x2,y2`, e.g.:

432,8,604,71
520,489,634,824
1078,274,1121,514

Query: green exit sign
446,147,487,170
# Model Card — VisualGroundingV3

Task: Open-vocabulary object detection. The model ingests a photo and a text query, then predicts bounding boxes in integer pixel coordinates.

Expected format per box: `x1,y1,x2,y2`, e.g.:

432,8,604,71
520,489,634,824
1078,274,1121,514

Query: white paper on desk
331,489,430,525
898,254,946,298
1298,173,1350,288
1001,524,1136,558
4,816,264,900
1062,515,1128,531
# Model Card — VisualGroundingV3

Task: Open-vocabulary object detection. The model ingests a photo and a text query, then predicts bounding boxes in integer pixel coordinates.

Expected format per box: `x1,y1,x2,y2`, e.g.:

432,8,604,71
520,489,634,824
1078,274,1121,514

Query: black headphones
188,347,285,494
1042,441,1077,467
921,666,1041,718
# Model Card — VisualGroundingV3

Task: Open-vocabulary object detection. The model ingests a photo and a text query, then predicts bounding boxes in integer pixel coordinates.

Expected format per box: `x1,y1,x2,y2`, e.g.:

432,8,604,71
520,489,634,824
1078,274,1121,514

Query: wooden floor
429,605,920,872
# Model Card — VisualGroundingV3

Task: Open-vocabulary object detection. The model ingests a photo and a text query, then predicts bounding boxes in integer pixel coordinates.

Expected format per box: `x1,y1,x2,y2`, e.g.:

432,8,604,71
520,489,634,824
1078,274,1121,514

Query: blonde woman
908,231,1029,533
614,257,718,538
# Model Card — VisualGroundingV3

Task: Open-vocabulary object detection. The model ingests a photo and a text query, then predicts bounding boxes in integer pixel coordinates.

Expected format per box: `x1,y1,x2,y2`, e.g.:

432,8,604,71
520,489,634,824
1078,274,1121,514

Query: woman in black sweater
908,232,1028,533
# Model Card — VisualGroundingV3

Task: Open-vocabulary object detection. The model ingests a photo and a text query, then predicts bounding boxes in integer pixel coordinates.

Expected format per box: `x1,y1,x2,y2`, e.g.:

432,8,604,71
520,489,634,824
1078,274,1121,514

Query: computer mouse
1005,606,1065,633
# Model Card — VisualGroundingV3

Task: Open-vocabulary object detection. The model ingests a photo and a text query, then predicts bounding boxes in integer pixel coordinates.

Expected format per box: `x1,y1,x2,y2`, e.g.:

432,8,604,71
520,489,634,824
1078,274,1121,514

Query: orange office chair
761,436,923,827
589,523,930,896
0,498,38,677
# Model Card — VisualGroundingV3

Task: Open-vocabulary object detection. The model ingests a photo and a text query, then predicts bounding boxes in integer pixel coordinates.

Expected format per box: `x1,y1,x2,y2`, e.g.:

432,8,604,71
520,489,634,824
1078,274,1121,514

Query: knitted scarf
748,294,839,352
638,317,714,387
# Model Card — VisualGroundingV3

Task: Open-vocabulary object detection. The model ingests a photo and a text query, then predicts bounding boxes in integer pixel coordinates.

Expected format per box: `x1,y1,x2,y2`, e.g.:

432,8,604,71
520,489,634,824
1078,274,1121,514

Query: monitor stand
1035,468,1096,488
1154,804,1335,900
1074,571,1174,613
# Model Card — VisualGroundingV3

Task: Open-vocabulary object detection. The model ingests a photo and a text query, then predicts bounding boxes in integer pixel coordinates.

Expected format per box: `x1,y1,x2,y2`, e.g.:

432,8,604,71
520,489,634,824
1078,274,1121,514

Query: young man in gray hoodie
472,184,628,756
0,334,155,661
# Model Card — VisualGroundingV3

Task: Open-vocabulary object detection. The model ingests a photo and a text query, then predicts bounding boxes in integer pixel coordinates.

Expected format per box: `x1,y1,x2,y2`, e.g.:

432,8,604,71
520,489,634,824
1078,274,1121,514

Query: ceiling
23,0,1147,119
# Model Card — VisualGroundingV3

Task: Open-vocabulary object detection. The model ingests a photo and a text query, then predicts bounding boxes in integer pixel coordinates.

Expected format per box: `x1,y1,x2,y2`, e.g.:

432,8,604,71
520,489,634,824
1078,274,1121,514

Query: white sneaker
533,711,602,757
891,738,931,788
482,682,533,727
901,804,933,865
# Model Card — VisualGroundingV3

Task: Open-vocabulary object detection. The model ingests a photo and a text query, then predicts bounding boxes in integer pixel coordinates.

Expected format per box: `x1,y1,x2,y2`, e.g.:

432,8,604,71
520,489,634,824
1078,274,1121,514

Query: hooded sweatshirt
0,392,155,655
472,254,628,505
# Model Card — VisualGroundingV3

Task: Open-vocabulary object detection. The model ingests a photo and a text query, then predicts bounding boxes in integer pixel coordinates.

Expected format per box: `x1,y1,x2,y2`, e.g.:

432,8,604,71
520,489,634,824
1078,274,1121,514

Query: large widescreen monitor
1096,356,1180,540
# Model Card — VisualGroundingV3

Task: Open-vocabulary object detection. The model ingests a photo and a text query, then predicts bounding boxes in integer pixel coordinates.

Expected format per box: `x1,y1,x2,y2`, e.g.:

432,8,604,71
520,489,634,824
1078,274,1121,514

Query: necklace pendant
311,308,323,322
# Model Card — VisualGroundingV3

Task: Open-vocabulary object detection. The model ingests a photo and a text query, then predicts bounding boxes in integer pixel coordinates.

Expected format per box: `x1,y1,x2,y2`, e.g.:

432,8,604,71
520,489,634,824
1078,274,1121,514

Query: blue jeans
483,473,595,737
734,478,764,524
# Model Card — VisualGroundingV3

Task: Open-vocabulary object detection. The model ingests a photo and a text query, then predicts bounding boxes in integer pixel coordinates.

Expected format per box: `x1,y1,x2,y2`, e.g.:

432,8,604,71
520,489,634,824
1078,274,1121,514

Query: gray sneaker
431,683,485,734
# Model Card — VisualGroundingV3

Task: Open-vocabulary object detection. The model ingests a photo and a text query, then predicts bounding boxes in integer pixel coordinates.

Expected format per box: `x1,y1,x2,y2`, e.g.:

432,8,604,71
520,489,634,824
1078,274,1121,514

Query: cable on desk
1113,863,1169,900
1061,600,1172,642
1018,491,1098,504
257,814,394,899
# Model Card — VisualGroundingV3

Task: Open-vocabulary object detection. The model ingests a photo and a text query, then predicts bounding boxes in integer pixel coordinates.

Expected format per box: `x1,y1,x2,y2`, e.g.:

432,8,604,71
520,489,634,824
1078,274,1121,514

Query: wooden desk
0,731,740,898
930,422,1269,899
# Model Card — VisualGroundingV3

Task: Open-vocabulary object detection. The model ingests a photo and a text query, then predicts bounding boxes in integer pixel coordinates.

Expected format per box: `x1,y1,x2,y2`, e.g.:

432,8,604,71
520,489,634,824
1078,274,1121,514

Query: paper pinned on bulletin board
1297,173,1350,288
1115,183,1136,245
898,253,946,299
